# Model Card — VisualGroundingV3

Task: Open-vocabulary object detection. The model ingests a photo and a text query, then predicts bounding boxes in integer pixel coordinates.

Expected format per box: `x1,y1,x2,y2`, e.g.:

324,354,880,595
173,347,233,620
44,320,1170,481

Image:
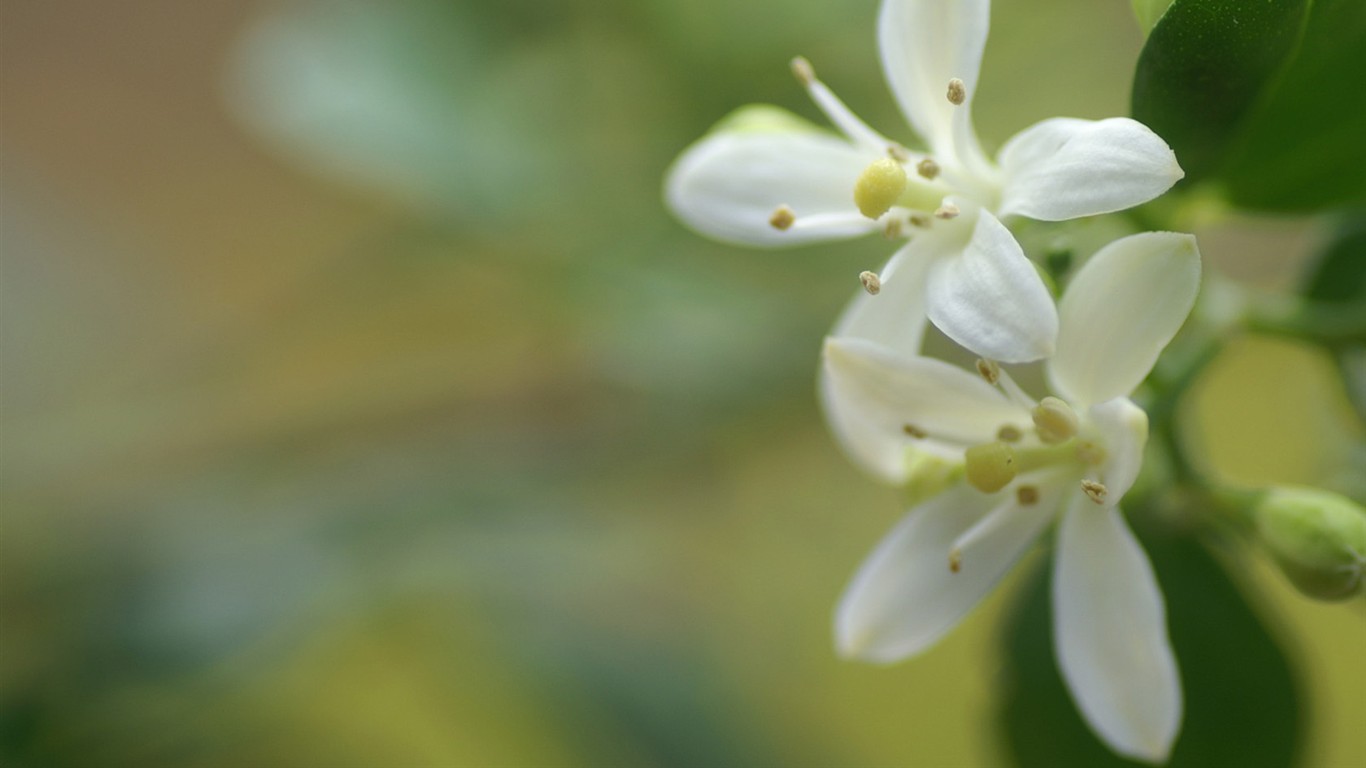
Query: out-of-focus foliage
1000,534,1301,768
2,0,1363,766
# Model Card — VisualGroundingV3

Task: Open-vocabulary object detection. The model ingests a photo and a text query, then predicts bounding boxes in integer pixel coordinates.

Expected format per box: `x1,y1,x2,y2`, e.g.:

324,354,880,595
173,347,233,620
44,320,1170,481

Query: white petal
1087,398,1148,503
822,337,1028,475
829,230,947,353
997,118,1184,221
878,0,990,170
924,209,1058,363
665,110,879,247
1048,232,1200,406
819,245,938,482
1053,498,1182,763
836,480,1058,663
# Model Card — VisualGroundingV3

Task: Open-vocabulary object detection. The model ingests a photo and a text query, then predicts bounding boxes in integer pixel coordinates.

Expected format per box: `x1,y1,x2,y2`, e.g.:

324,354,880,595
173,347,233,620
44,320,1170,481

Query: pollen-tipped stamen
859,270,882,295
1033,397,1079,444
791,56,892,153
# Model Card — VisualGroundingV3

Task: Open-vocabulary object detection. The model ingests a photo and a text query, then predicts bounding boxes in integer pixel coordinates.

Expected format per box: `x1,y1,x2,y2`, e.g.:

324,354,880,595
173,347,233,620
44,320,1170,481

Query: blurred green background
1,0,1361,765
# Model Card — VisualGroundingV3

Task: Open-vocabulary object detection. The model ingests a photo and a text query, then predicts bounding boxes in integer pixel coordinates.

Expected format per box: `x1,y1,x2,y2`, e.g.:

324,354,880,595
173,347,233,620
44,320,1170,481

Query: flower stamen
946,78,966,105
790,56,891,153
997,424,1023,443
859,270,882,295
902,423,928,438
769,205,796,231
916,158,940,180
1032,397,1079,444
1016,485,1039,505
975,358,1000,384
934,203,960,220
1081,480,1108,504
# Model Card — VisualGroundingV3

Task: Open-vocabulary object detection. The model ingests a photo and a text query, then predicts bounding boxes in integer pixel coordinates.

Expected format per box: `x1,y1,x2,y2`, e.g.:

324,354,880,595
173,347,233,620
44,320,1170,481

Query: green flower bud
1253,487,1366,601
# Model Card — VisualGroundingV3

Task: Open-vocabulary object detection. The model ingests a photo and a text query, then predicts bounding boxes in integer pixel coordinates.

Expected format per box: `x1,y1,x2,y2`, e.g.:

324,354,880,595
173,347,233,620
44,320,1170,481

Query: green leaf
1131,0,1309,186
1131,0,1176,34
997,532,1302,767
1218,0,1366,211
1132,0,1366,212
1303,215,1366,304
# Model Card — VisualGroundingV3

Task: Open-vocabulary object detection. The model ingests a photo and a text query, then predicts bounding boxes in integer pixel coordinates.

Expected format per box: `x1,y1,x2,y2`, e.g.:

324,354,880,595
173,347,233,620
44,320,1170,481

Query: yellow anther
859,270,882,295
790,56,815,86
916,158,940,180
965,441,1017,493
1033,396,1079,444
1016,485,1040,505
769,205,796,230
887,144,911,163
997,424,1023,443
975,358,1000,384
1081,480,1108,505
909,213,931,228
853,158,908,220
934,203,960,220
947,78,966,105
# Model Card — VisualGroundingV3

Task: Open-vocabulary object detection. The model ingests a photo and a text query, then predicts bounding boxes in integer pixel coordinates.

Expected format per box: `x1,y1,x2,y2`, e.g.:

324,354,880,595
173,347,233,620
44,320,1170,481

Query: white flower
665,0,1183,364
823,232,1201,763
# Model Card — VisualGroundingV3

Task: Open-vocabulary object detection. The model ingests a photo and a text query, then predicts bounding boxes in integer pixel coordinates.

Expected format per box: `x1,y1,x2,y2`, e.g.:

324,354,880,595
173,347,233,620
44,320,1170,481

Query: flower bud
1253,487,1366,601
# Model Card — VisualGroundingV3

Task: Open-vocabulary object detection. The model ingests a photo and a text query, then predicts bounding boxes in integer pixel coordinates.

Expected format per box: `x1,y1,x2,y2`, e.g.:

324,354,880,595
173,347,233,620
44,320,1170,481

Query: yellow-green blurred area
1,0,1362,765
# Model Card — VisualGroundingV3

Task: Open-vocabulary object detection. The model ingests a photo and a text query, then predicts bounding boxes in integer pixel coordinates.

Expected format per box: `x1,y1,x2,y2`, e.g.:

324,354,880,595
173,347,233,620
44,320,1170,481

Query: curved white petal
997,118,1184,221
1048,232,1200,406
1088,398,1148,503
820,244,938,482
822,337,1028,481
878,0,990,170
925,209,1058,363
1053,498,1182,763
665,113,879,247
836,480,1058,663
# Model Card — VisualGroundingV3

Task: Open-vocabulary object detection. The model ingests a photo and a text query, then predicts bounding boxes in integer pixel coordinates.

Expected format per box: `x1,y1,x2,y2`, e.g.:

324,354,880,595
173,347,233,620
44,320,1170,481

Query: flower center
852,157,947,219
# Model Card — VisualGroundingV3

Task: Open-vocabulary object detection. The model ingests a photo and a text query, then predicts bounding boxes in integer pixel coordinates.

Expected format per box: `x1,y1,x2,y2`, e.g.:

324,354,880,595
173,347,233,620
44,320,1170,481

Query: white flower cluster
665,0,1202,762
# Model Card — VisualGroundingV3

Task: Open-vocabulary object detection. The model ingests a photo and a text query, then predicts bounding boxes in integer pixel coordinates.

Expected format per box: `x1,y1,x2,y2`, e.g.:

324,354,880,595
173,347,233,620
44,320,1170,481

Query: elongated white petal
1087,398,1148,503
665,112,879,247
836,481,1057,663
823,337,1027,464
1053,498,1182,763
1048,233,1200,406
997,118,1183,221
878,0,990,169
925,209,1058,363
820,245,936,482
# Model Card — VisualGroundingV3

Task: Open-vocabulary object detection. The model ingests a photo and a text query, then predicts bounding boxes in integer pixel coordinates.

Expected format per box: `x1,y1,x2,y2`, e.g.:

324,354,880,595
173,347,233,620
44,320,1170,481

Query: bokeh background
2,0,1362,765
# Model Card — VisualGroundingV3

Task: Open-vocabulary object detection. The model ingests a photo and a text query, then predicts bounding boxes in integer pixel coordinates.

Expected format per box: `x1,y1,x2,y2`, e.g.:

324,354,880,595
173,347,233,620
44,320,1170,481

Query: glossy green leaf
1133,0,1366,212
1132,0,1309,185
997,532,1302,767
1219,0,1366,211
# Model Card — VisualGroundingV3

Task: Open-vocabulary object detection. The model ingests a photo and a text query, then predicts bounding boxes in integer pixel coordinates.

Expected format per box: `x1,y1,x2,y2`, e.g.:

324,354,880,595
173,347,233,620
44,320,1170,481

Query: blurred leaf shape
1303,214,1366,305
1133,0,1366,212
997,533,1302,768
